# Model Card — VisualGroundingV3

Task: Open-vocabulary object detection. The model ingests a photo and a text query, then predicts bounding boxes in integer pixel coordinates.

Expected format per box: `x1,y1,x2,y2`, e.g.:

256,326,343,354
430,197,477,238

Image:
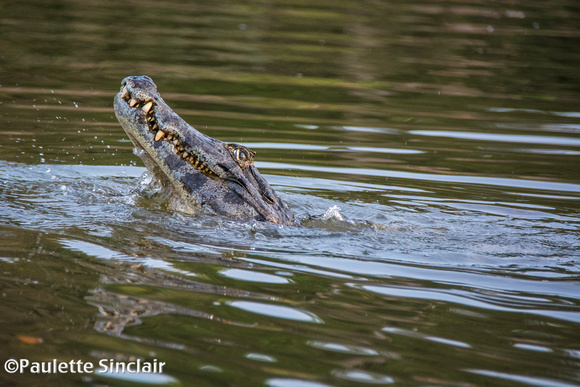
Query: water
1,0,580,385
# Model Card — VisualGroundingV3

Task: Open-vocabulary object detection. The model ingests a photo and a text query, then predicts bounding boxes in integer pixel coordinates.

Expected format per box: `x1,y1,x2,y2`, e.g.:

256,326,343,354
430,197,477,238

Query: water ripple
409,130,580,147
258,162,580,193
228,301,323,323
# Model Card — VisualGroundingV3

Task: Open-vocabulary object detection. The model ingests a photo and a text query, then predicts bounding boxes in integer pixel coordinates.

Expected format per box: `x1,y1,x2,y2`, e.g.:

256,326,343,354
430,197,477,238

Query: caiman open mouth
119,83,220,177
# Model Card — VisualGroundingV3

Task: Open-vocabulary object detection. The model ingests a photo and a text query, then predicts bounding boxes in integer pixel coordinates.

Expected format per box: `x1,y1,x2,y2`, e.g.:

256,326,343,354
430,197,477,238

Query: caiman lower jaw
119,84,217,177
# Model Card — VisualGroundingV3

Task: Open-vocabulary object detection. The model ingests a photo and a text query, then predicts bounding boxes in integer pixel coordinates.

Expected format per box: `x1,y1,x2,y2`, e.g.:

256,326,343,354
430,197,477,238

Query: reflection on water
1,0,580,385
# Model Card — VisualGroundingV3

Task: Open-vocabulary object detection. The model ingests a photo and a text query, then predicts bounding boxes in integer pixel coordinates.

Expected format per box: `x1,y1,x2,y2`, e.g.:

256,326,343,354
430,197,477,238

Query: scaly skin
114,75,296,225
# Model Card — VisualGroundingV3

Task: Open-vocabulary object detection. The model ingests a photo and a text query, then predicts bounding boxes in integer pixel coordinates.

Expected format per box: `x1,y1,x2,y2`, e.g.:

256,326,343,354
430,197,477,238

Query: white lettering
8,358,164,374
19,359,30,372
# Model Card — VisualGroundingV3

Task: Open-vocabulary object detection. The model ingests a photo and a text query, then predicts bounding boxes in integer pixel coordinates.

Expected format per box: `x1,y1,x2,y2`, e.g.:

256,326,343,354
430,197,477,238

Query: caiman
114,75,296,226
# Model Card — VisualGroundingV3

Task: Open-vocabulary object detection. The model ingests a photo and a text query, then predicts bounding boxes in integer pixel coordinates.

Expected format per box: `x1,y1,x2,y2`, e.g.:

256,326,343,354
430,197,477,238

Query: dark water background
1,0,580,385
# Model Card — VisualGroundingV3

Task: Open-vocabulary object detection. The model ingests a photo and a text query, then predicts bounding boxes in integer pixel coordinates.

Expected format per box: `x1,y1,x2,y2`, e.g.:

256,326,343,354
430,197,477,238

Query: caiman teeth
154,130,166,141
142,101,153,113
131,94,215,178
121,86,130,99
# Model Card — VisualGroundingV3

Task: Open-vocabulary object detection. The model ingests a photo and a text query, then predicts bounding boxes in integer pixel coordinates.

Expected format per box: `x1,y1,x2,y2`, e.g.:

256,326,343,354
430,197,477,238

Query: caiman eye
234,148,247,161
226,143,256,169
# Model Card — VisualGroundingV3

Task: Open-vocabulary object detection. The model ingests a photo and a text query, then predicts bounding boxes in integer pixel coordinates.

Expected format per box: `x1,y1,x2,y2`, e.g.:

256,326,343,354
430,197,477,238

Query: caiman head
114,75,296,226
